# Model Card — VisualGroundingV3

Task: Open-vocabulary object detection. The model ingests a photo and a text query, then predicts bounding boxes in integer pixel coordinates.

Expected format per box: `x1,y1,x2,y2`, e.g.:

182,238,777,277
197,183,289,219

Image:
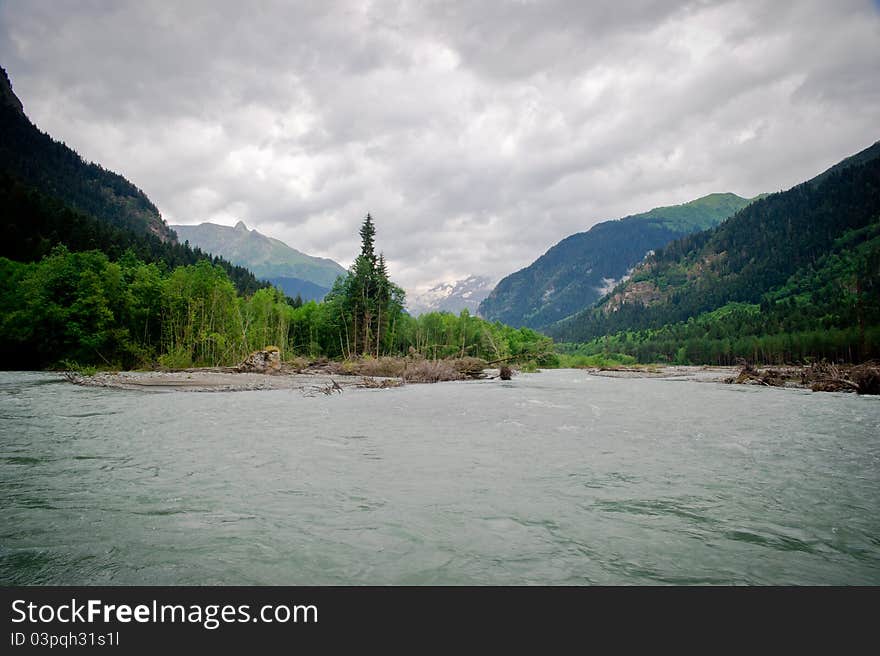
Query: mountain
0,67,173,242
0,65,267,294
171,221,346,300
478,193,756,330
0,68,23,116
551,140,880,349
406,275,495,316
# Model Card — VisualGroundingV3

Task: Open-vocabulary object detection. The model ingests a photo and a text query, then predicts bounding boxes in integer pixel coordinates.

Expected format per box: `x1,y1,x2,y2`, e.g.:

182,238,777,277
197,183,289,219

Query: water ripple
1,369,878,585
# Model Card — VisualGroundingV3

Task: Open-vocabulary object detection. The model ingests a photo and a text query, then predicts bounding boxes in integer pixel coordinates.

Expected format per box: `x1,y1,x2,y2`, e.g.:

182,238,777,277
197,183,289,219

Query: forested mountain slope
0,67,172,241
172,221,346,299
478,193,755,329
0,66,267,295
551,141,880,353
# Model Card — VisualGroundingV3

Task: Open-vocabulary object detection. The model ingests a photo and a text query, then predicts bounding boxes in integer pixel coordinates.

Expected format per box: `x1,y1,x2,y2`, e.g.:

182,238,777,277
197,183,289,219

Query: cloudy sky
1,1,878,293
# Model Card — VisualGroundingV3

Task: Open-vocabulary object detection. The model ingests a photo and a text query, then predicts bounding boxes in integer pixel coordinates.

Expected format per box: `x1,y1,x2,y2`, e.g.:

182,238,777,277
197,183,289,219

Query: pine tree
359,213,376,265
324,214,407,357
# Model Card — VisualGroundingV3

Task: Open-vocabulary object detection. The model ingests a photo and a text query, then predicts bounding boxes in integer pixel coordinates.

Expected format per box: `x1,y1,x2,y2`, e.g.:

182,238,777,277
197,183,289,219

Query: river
1,370,878,585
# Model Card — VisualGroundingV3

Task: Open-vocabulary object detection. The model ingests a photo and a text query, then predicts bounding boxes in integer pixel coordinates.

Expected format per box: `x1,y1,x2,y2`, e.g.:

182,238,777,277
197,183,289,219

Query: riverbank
578,365,735,383
580,362,880,394
62,355,506,393
60,359,880,394
63,368,388,393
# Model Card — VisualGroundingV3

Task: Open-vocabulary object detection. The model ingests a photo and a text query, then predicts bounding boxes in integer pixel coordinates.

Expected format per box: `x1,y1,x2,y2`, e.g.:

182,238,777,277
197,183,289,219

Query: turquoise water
1,370,878,584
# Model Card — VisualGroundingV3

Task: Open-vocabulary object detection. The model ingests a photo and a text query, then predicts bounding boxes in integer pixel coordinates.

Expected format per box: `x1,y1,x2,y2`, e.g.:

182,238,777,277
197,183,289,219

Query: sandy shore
582,363,879,394
64,363,876,394
65,364,734,393
580,365,737,382
65,369,398,393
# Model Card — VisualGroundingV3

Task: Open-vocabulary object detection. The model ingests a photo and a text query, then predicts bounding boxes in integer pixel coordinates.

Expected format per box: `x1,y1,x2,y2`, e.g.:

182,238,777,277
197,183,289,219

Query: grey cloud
1,0,878,293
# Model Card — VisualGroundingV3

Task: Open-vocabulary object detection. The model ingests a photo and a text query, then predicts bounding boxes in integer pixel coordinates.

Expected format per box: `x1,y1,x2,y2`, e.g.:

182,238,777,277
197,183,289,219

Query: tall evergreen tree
359,213,376,265
325,214,406,356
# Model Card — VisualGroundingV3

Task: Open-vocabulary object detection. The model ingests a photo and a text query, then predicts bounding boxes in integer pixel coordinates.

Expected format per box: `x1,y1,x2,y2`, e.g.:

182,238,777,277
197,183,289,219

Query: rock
239,347,281,373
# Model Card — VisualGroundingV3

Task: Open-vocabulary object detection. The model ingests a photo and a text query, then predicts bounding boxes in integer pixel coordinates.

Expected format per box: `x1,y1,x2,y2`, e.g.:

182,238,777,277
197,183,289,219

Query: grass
554,353,638,368
58,360,100,376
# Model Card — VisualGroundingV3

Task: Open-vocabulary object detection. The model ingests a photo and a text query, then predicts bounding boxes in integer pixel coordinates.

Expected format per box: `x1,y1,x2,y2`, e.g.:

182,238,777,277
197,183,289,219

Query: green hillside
633,193,758,232
551,140,880,364
172,221,346,290
478,192,755,329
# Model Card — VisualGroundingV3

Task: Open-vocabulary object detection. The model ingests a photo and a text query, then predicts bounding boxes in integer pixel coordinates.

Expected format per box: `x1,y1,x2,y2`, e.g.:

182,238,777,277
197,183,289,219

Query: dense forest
0,68,550,372
550,144,880,365
0,174,268,295
0,216,553,370
567,221,880,365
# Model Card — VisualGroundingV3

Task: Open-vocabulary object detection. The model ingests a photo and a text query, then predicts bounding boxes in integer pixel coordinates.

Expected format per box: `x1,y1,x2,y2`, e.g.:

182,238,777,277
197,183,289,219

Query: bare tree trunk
376,304,381,358
339,308,351,359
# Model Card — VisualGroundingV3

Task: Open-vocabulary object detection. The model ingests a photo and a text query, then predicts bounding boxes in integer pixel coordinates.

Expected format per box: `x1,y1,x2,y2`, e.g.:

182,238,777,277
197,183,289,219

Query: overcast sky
1,1,878,293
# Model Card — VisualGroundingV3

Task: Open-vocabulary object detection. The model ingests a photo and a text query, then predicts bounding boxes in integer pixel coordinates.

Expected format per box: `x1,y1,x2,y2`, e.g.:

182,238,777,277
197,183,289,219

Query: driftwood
731,361,781,387
453,357,490,379
804,361,880,394
851,362,880,394
302,379,344,396
238,348,282,373
730,360,880,394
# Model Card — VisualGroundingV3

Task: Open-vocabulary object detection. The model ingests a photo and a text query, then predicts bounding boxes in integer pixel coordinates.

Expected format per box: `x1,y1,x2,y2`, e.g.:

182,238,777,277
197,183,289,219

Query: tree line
0,216,553,370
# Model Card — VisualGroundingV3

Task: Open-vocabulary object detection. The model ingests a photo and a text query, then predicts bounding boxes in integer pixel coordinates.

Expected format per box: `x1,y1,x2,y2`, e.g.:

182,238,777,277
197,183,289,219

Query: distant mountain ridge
407,275,494,316
478,192,757,330
171,221,347,300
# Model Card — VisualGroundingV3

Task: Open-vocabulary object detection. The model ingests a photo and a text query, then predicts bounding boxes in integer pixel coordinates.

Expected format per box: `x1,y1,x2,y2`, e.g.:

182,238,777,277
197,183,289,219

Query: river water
1,370,878,585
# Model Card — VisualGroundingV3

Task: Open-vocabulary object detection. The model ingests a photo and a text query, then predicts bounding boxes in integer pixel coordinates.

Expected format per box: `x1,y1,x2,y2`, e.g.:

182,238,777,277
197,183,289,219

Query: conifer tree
324,214,405,356
359,213,376,265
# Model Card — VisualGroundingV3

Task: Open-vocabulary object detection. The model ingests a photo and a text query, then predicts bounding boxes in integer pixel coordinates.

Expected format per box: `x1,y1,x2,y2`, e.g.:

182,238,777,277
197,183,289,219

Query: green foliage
384,311,554,363
0,229,555,371
636,192,758,232
562,354,637,368
324,215,406,357
59,360,98,376
0,173,268,296
556,236,880,367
